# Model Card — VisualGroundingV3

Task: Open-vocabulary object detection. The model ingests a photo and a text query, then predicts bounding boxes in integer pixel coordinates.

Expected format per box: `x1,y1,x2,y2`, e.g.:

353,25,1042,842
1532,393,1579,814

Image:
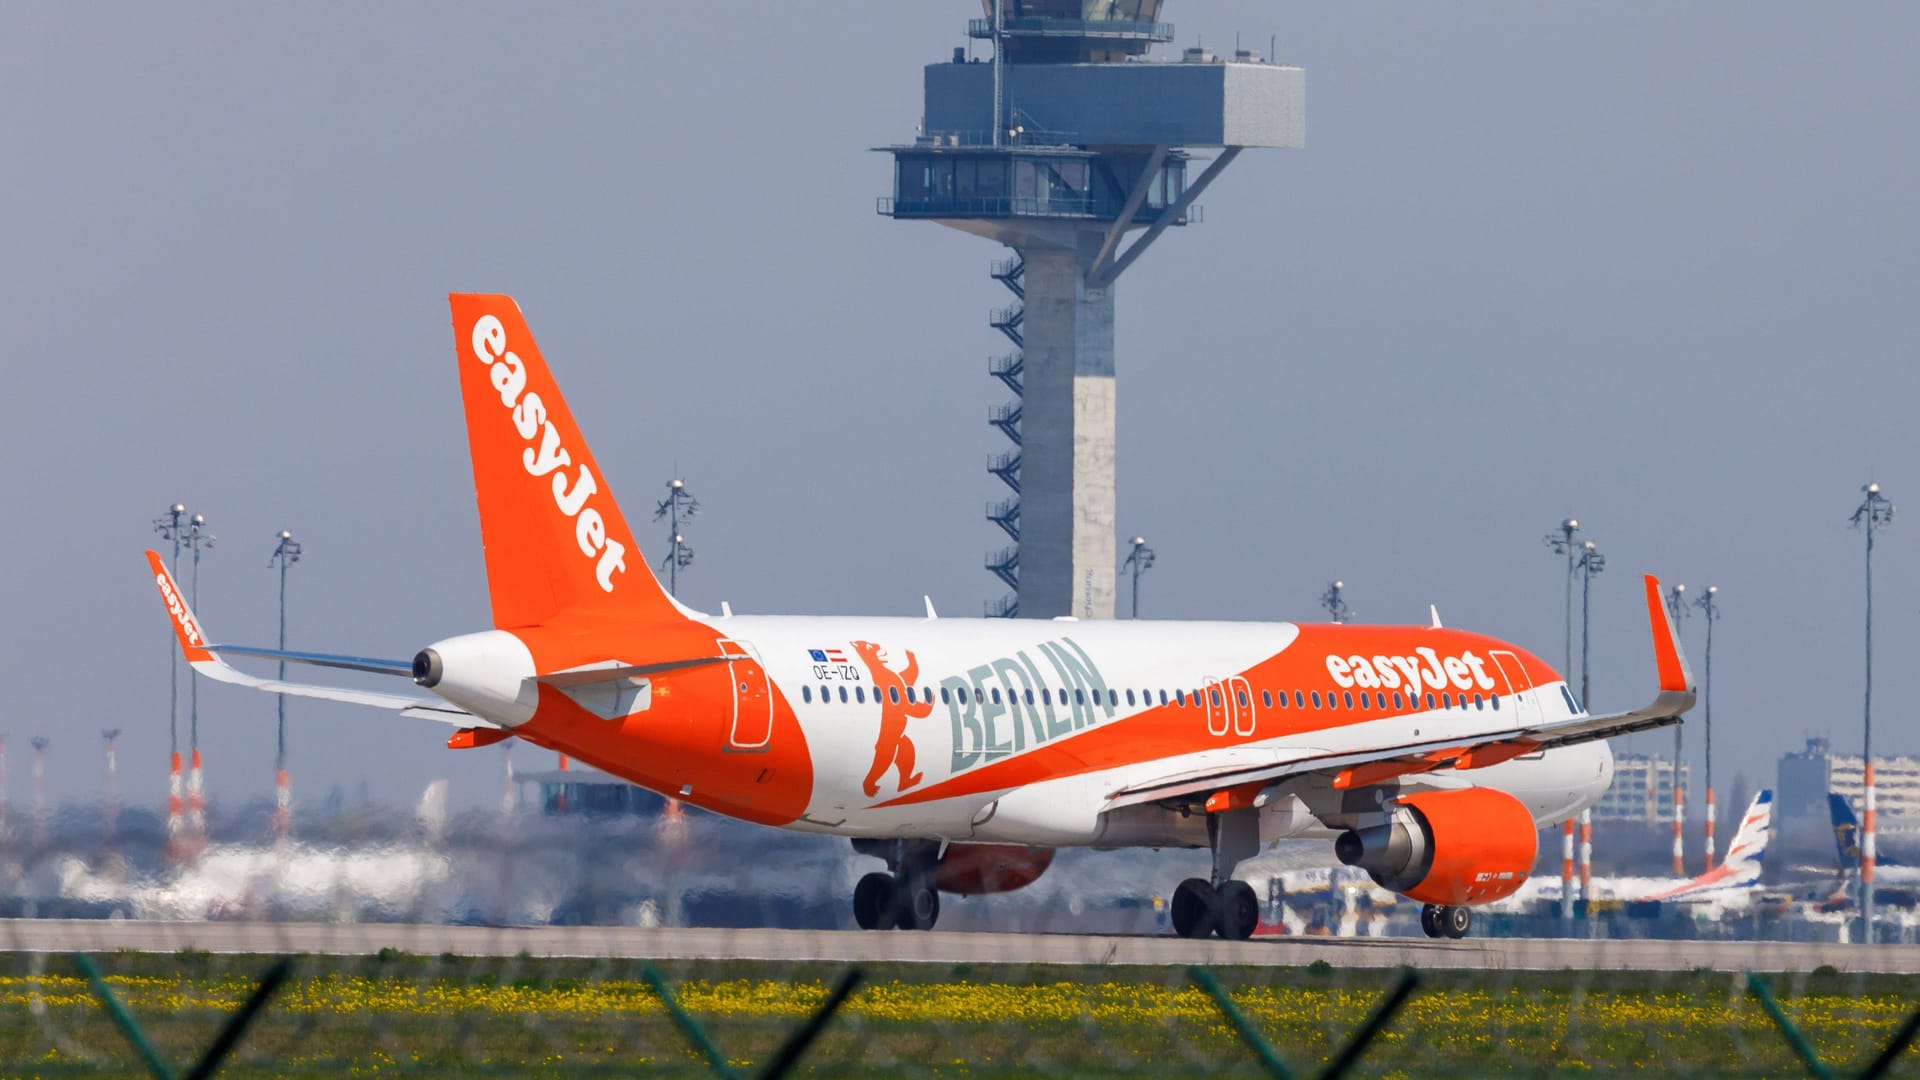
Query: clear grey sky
6,3,1916,811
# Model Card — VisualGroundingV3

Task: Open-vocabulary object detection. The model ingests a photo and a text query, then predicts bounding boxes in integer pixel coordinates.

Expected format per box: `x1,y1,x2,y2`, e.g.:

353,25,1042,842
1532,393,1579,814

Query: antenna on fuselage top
1320,580,1353,624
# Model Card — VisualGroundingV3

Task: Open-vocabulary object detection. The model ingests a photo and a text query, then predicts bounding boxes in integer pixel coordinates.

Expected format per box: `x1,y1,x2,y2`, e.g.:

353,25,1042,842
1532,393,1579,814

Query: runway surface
5,919,1919,973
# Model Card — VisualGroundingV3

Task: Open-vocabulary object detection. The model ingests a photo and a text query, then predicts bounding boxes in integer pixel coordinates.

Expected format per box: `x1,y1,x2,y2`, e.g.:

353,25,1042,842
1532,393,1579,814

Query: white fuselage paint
604,614,1616,848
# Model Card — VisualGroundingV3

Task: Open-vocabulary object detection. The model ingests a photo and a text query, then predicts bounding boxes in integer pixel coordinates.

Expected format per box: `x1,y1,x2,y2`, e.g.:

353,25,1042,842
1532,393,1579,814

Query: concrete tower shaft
883,4,1302,619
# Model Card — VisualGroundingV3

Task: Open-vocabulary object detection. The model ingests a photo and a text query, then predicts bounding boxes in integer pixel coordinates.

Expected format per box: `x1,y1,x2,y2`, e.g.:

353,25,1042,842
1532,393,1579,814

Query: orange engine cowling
928,844,1055,896
1333,787,1536,906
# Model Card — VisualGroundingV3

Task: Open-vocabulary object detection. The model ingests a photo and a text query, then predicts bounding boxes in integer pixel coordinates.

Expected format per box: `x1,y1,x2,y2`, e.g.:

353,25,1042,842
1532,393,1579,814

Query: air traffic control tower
880,2,1303,619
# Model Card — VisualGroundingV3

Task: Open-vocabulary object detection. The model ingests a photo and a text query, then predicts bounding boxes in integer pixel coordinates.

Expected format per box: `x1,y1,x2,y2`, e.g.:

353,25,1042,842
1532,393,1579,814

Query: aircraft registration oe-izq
145,294,1698,941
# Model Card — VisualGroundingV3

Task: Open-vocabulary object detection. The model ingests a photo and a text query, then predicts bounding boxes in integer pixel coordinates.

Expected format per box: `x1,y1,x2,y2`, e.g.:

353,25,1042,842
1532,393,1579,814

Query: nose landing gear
1419,902,1472,939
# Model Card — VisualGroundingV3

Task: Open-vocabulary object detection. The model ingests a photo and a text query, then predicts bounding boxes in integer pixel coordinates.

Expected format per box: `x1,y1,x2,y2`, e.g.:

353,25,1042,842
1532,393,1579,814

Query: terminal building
1775,738,1920,867
1592,753,1689,823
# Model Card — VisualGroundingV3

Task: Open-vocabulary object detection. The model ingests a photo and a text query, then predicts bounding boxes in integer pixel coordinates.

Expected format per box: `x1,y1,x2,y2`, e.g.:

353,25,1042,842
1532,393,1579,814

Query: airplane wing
1105,574,1694,810
145,550,481,727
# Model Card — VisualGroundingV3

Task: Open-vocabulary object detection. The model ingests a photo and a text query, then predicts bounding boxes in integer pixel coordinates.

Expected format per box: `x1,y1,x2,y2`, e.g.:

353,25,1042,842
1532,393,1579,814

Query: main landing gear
1172,878,1259,940
1419,903,1472,939
852,870,940,930
1171,802,1264,940
850,839,940,931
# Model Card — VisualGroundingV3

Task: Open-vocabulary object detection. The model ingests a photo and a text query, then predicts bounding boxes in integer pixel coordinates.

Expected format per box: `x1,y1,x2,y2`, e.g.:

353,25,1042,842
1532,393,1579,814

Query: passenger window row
797,681,1507,713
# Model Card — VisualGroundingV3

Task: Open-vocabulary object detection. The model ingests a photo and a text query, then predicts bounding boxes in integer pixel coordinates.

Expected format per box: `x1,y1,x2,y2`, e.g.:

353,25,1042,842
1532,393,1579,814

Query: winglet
1644,574,1694,694
146,550,214,664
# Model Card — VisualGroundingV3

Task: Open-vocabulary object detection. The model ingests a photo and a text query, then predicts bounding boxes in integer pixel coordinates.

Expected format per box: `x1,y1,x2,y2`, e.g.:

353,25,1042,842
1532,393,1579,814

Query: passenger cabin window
1425,692,1435,709
1024,689,1035,705
1109,689,1119,707
1311,691,1322,708
1474,694,1484,710
1442,692,1453,708
1343,691,1354,709
1209,689,1222,708
1074,689,1086,705
1237,690,1249,708
802,686,813,704
1294,691,1305,708
889,686,900,705
940,687,951,705
1261,691,1273,708
990,688,1002,705
1159,690,1170,705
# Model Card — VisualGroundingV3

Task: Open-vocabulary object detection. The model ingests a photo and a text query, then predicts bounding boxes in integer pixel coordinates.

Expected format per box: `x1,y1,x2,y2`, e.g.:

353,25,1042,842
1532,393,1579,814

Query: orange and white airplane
146,294,1696,941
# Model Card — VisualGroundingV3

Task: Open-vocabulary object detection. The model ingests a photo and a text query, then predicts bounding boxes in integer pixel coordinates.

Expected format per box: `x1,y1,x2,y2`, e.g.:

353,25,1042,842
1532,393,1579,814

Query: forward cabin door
719,638,772,752
1489,650,1542,730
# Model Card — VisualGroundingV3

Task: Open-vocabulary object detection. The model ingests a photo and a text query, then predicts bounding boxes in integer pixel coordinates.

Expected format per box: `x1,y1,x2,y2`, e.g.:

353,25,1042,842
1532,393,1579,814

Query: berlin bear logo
851,640,931,797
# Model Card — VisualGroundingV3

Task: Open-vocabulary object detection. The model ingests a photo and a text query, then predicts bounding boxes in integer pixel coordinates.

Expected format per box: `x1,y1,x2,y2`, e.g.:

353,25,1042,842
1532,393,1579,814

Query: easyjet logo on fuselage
470,314,627,592
1325,648,1498,694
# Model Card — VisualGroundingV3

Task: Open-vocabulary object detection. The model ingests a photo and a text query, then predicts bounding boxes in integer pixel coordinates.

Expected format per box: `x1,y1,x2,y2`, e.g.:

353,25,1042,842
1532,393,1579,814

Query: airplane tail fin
1830,792,1863,871
449,295,685,629
1721,789,1773,871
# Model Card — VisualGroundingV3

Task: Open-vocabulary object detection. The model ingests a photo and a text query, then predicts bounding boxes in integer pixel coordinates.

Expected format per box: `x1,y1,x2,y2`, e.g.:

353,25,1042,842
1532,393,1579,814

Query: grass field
2,950,1917,1077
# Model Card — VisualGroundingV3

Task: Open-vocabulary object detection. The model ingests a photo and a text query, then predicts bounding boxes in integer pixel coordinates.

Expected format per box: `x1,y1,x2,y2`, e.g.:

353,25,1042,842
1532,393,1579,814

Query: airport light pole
1692,586,1721,866
653,479,699,596
1319,580,1353,624
1664,584,1689,875
1577,541,1605,711
184,513,214,844
102,728,121,844
152,502,189,844
1122,536,1155,619
269,530,302,843
1543,519,1581,682
1851,481,1893,940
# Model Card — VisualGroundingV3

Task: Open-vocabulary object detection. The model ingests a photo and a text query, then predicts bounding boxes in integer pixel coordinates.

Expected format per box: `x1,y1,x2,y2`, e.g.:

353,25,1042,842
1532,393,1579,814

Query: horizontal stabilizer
145,549,485,729
207,644,413,677
534,653,749,688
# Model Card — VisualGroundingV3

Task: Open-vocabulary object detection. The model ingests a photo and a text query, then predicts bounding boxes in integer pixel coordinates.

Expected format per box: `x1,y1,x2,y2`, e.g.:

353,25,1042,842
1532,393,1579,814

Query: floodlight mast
1319,580,1352,624
151,502,189,845
269,529,303,842
1543,518,1580,681
1851,480,1894,941
1576,540,1605,711
184,513,214,845
653,478,699,597
1664,583,1690,875
1693,585,1721,866
1122,536,1155,619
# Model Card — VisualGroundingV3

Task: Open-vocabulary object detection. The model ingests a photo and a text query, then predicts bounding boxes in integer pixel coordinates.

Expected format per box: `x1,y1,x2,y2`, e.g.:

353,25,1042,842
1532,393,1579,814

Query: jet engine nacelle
929,844,1055,896
1334,787,1536,906
412,630,539,728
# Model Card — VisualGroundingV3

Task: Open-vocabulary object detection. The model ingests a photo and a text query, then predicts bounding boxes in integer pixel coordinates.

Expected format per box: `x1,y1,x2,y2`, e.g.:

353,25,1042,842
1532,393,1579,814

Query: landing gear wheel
1214,880,1259,940
896,881,940,931
1419,904,1441,939
1441,904,1472,939
853,872,896,930
1171,878,1217,939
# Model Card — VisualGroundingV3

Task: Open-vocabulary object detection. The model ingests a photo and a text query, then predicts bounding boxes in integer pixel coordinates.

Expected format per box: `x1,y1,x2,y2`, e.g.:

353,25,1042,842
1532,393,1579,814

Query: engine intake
1335,787,1537,906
